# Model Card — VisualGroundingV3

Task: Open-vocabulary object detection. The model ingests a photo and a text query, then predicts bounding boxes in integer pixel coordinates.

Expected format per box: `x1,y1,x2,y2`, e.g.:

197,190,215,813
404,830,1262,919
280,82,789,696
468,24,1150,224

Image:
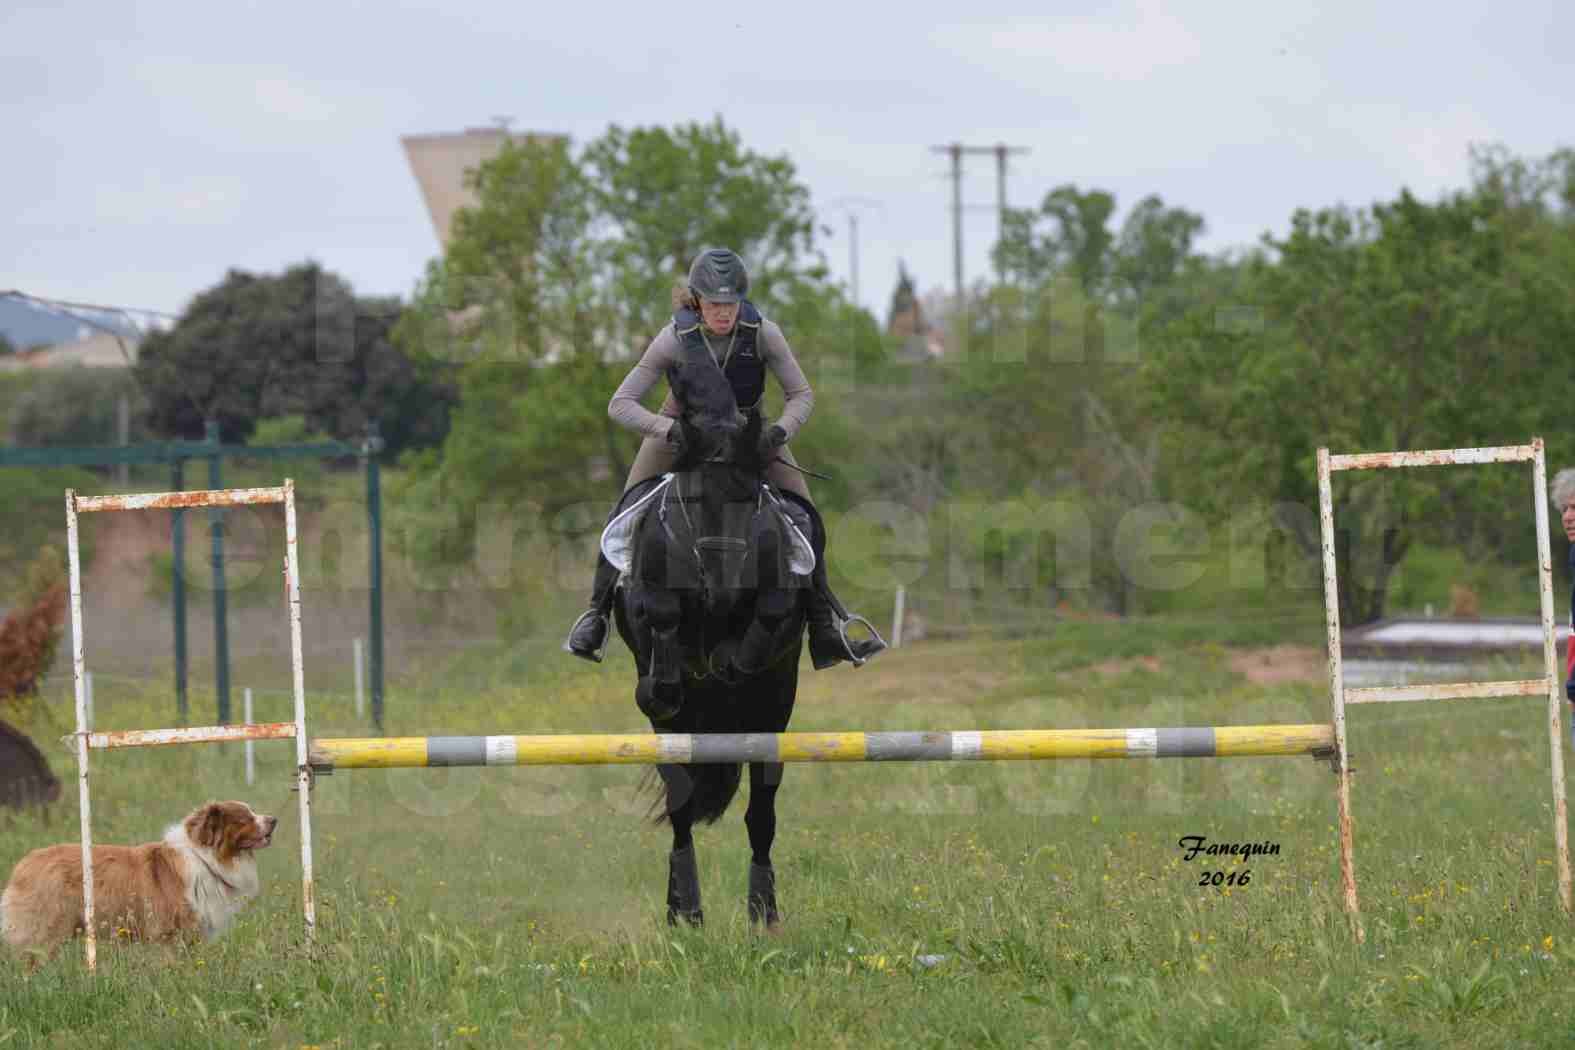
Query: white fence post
892,586,906,650
85,671,94,730
244,688,255,786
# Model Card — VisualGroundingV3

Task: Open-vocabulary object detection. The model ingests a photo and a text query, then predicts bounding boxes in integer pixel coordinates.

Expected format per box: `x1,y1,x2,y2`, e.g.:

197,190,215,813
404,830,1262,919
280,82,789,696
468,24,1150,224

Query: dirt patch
1075,645,1327,684
1089,655,1163,675
1226,645,1325,685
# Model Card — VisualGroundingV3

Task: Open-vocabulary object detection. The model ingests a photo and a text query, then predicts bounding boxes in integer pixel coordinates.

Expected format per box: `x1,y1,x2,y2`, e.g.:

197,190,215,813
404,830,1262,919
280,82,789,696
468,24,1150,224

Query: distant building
0,294,142,373
0,330,139,372
401,126,569,249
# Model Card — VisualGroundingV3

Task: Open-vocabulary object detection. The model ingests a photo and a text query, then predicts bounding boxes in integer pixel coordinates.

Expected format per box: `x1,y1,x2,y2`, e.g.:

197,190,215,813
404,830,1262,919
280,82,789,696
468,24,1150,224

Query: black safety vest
672,300,766,412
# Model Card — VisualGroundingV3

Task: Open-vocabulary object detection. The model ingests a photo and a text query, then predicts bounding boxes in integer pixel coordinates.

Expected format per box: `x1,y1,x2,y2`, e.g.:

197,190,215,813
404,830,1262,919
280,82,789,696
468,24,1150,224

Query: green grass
4,631,1575,1048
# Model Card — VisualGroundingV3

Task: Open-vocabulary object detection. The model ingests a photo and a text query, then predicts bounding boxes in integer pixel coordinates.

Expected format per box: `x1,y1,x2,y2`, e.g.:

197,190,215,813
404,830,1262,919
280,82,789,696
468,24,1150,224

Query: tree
997,185,1116,295
581,119,823,343
0,333,15,356
1111,195,1207,306
1144,152,1575,624
995,184,1206,306
135,263,455,454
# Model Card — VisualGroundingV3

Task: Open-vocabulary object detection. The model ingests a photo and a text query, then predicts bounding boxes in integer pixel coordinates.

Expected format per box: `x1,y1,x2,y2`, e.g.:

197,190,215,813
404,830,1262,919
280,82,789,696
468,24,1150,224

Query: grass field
4,617,1575,1048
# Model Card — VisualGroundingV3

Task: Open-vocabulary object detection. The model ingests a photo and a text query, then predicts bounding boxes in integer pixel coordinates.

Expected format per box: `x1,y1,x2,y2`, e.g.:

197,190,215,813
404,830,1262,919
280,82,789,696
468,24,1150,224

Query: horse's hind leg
658,765,703,926
745,762,783,928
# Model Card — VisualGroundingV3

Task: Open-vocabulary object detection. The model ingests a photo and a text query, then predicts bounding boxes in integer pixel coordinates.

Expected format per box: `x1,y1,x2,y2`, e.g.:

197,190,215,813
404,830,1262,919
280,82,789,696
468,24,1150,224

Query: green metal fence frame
0,423,386,731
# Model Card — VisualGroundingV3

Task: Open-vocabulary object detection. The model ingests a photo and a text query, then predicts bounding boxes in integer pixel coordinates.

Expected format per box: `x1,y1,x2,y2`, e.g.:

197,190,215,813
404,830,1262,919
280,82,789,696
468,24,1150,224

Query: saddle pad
764,489,817,577
601,475,817,578
600,475,675,573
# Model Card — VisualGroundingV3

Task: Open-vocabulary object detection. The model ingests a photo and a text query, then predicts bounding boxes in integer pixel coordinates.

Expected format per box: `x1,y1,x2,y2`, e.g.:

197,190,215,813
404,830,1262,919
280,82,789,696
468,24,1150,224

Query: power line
928,143,1031,298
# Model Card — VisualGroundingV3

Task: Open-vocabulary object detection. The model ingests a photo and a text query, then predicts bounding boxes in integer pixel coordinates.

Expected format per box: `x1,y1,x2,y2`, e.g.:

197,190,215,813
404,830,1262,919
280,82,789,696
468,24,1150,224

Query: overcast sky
4,1,1570,326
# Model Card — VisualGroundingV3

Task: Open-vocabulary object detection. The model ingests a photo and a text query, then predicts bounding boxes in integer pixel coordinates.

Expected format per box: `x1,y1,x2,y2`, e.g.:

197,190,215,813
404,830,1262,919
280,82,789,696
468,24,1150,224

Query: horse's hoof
666,907,705,928
636,676,682,721
748,862,781,930
667,846,702,927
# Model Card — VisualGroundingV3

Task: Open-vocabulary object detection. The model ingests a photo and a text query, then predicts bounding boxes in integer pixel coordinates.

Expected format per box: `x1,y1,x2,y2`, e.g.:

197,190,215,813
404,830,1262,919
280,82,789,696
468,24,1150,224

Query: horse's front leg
634,518,685,720
635,585,683,721
730,526,793,677
745,761,783,929
659,764,703,926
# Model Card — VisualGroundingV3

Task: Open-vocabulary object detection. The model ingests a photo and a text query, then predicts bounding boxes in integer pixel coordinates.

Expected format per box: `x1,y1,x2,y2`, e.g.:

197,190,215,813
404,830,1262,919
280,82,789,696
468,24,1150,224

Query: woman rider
565,247,886,670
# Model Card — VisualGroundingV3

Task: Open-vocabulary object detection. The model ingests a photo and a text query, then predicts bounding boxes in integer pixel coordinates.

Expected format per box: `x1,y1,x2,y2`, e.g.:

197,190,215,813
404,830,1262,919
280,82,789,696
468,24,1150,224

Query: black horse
607,353,816,929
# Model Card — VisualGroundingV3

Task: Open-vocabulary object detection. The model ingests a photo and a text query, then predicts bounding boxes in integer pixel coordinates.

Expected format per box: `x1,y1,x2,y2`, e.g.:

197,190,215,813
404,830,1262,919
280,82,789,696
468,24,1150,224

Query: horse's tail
642,762,743,826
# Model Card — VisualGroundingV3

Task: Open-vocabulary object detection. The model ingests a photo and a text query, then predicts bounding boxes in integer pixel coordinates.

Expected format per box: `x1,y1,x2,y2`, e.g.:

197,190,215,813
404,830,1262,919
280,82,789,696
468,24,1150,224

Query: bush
0,547,68,704
243,414,330,496
0,466,98,602
5,367,144,447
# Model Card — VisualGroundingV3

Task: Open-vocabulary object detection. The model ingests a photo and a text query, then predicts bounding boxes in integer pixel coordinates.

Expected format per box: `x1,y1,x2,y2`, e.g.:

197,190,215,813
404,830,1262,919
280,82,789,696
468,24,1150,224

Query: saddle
600,474,815,582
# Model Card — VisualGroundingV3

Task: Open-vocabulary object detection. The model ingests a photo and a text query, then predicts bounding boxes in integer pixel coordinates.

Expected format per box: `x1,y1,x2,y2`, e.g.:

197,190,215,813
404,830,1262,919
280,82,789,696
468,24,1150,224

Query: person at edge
564,247,886,670
1554,469,1575,703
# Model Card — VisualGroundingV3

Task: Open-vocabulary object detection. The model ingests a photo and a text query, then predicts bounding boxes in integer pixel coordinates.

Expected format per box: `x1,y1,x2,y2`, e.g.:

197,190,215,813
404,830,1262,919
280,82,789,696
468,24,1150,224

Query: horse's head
667,354,751,476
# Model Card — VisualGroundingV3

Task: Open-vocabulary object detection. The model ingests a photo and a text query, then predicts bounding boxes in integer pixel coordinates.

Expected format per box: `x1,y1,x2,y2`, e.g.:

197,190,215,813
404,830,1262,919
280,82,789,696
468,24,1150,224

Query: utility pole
849,212,860,305
930,142,1031,297
828,197,881,310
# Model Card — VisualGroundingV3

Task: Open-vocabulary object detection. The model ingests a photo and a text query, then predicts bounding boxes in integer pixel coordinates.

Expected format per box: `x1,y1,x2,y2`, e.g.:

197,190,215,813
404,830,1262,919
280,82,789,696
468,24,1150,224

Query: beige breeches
624,434,813,503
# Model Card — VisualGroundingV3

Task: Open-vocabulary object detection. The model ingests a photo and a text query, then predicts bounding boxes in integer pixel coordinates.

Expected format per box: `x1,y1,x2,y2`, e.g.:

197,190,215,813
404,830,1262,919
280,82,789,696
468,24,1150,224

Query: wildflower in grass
1545,935,1555,951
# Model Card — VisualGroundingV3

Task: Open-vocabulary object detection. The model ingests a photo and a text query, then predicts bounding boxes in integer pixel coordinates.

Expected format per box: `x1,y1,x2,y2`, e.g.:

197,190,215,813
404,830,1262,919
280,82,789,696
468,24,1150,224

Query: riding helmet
687,248,749,304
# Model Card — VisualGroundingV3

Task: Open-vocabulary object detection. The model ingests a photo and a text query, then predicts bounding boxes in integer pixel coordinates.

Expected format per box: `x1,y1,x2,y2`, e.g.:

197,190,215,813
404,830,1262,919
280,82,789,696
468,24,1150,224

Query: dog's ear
187,803,226,849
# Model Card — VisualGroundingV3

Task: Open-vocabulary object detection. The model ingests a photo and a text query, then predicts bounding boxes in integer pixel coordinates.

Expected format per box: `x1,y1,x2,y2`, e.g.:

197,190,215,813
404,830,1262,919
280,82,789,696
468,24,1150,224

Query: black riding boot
567,482,660,662
805,560,886,670
782,493,888,670
564,553,619,663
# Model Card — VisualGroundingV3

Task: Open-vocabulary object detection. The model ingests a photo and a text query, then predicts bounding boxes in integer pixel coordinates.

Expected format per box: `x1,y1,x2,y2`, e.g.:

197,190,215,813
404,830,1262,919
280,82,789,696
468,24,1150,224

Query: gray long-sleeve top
607,319,815,442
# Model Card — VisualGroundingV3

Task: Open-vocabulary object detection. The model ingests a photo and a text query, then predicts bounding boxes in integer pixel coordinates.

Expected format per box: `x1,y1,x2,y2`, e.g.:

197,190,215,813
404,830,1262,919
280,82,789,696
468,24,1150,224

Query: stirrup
812,613,887,669
837,613,888,667
563,609,609,663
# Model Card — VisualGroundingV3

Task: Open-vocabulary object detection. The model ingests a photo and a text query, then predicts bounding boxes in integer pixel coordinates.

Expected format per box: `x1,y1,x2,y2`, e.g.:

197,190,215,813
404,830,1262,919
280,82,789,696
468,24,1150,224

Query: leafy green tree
1112,195,1207,306
135,263,454,454
996,184,1205,307
1144,151,1575,624
997,185,1116,295
0,333,15,356
581,119,823,341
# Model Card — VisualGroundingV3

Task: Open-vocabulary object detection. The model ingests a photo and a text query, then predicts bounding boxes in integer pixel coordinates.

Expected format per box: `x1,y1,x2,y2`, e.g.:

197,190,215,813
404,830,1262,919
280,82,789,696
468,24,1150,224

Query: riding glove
757,423,788,459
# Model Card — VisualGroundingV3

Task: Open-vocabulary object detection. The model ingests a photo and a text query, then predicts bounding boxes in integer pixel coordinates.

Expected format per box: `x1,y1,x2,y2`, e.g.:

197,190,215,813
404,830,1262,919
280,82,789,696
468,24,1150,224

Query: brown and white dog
1,801,276,964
